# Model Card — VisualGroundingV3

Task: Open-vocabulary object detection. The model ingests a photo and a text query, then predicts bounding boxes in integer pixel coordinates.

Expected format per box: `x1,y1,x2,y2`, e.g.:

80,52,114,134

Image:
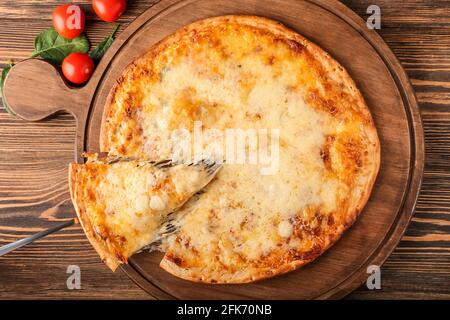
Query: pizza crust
159,217,349,284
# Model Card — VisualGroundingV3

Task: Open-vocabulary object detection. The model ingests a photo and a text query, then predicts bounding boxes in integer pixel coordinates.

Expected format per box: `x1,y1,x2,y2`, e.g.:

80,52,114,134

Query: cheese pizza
76,15,380,283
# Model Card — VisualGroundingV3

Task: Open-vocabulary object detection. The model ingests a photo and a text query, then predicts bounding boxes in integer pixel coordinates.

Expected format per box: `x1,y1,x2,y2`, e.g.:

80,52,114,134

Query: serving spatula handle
0,219,76,257
0,199,78,256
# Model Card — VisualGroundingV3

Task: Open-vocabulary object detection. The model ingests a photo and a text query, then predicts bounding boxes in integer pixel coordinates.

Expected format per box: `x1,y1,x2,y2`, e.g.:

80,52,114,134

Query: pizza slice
69,156,220,271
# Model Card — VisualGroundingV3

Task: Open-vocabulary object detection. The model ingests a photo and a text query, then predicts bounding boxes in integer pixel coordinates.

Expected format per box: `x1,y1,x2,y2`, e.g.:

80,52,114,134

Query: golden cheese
69,157,221,271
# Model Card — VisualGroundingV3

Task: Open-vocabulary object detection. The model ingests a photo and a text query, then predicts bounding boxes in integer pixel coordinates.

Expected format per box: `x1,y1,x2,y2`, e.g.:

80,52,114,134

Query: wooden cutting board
3,0,424,299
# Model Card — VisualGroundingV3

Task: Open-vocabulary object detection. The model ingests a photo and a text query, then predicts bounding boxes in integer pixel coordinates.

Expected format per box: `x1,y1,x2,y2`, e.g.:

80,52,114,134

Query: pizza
69,154,221,271
74,15,380,283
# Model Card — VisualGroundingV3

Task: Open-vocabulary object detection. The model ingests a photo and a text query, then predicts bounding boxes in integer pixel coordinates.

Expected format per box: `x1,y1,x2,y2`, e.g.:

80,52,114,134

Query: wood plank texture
0,0,449,299
344,0,450,299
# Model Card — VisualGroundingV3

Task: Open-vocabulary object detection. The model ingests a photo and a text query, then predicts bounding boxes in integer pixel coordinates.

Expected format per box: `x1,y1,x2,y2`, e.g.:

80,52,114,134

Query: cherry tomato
52,4,85,39
62,53,95,84
92,0,127,22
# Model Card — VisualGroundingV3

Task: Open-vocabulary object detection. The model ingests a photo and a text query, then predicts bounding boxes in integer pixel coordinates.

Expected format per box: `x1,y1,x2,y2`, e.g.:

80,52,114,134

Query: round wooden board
85,0,423,299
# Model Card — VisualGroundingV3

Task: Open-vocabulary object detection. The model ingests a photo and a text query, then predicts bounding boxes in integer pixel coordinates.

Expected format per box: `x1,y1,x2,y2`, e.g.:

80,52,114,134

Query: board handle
3,59,91,120
3,59,93,163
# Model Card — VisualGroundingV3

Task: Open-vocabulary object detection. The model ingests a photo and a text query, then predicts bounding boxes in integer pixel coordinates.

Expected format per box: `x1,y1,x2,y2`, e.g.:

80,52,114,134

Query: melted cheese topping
70,160,219,264
101,16,379,282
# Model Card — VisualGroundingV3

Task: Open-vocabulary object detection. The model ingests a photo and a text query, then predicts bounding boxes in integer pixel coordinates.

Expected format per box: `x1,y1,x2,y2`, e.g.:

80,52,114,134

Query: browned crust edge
101,15,381,283
68,163,121,271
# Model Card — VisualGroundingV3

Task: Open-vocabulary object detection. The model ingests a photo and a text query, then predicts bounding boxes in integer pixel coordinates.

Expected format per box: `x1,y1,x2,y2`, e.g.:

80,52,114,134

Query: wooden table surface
0,0,449,299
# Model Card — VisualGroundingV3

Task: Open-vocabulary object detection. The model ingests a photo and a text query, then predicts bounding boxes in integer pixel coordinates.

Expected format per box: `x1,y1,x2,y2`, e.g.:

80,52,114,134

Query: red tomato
62,53,95,84
52,4,85,39
92,0,127,22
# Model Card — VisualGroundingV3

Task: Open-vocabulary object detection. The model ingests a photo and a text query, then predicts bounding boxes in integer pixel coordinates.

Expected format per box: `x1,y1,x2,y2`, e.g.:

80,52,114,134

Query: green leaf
31,28,90,64
89,24,120,63
0,63,16,115
0,63,12,90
